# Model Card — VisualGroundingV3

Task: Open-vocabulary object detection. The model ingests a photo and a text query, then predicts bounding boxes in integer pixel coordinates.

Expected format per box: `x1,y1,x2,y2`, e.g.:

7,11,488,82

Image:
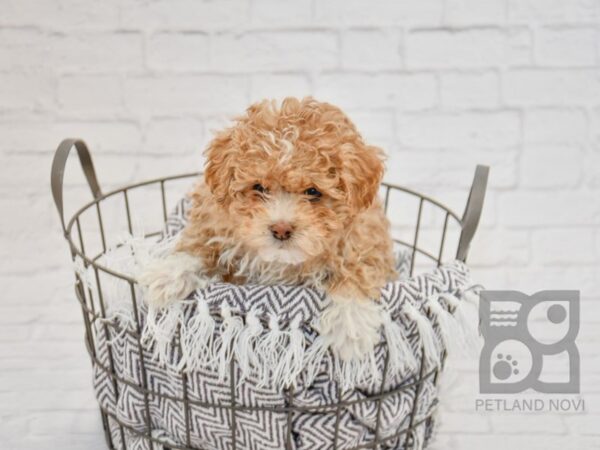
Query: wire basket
51,138,488,450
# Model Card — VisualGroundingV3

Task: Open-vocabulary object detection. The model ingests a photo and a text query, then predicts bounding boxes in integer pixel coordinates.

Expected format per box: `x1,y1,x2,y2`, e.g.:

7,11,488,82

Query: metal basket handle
456,164,489,262
51,138,102,234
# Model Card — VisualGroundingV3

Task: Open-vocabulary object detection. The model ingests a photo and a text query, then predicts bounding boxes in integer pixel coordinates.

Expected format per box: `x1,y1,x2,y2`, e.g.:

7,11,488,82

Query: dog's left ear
204,128,236,205
341,144,385,212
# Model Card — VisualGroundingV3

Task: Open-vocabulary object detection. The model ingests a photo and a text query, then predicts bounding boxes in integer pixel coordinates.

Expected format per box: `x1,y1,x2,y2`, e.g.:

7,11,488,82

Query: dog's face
204,97,384,265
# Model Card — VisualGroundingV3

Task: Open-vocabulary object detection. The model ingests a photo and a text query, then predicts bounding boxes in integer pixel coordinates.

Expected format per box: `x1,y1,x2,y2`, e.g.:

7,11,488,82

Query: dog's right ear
203,128,235,205
340,143,385,214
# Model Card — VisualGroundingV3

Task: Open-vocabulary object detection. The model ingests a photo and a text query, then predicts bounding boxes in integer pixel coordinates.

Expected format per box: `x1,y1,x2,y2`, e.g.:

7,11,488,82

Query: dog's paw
138,252,207,309
319,297,383,361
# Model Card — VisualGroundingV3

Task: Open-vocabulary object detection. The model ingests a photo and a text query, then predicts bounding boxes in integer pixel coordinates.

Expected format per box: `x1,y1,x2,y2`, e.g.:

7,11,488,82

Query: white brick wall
1,1,599,448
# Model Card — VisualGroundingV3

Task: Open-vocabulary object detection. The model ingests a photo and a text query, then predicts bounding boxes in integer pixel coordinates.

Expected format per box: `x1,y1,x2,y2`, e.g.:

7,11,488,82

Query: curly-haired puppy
140,97,396,361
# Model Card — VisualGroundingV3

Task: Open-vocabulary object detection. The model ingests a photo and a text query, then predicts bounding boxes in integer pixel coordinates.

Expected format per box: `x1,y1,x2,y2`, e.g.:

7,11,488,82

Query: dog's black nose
270,221,293,241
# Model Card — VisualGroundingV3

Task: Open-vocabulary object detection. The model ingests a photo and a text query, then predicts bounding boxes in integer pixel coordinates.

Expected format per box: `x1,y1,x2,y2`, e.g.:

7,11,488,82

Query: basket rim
64,173,463,284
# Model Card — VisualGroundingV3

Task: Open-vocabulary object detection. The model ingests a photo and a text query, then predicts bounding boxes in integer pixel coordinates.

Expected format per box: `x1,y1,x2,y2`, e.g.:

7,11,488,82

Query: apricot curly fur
177,97,396,300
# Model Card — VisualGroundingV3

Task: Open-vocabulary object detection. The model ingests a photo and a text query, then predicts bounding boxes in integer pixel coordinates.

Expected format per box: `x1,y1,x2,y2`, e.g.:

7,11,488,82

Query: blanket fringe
402,300,441,369
272,316,305,388
382,310,419,374
234,310,263,379
333,350,380,390
178,297,216,371
135,286,480,389
440,289,482,356
215,304,244,381
303,335,332,386
426,294,459,353
92,232,481,390
143,302,185,366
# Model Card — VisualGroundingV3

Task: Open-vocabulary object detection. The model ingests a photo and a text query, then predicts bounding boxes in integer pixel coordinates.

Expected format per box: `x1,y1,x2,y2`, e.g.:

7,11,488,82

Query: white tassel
334,351,379,390
178,298,216,371
142,302,184,366
426,294,459,353
255,314,286,387
382,310,418,374
215,304,244,381
234,310,263,381
97,312,135,346
272,316,306,388
403,300,441,369
303,334,331,386
440,291,481,356
305,322,381,389
334,358,355,390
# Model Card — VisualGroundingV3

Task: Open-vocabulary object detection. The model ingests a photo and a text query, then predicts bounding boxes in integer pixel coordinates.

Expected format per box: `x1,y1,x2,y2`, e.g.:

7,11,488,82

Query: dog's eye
253,184,266,193
304,187,322,201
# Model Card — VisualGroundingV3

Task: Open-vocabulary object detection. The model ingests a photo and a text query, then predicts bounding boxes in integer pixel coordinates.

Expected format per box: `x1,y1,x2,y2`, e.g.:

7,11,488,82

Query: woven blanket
80,198,476,450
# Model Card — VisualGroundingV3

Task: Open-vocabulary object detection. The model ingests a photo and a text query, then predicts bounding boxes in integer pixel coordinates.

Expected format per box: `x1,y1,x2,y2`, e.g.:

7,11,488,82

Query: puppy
140,97,396,361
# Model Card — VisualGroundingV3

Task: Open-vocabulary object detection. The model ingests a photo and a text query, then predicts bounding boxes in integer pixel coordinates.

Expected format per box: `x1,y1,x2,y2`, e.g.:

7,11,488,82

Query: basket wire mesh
51,139,488,450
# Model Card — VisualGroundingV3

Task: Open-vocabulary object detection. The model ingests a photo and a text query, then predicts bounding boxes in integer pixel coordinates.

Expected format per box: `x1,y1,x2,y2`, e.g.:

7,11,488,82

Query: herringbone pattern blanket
84,198,474,450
